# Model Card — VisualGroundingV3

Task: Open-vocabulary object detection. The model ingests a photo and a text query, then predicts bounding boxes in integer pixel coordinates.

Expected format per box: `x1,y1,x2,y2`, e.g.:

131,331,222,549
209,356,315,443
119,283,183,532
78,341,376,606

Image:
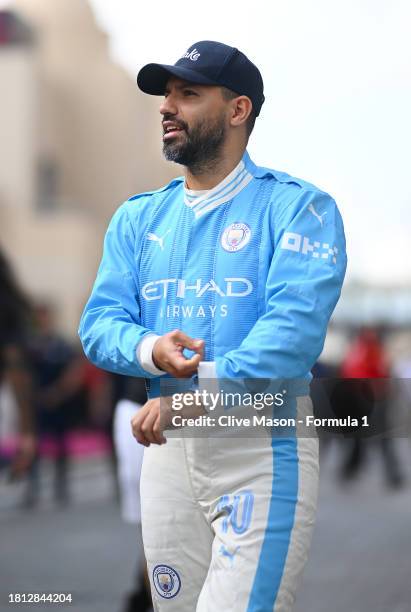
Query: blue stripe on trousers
246,411,299,611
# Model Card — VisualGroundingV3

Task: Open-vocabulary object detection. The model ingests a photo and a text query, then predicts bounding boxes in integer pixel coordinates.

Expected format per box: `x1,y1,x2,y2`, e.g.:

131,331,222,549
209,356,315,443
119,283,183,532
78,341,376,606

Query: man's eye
183,90,197,96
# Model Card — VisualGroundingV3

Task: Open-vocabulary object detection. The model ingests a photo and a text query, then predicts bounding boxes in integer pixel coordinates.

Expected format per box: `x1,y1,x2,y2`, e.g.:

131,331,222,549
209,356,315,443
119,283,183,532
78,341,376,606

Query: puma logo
219,545,239,566
308,203,327,227
147,230,171,251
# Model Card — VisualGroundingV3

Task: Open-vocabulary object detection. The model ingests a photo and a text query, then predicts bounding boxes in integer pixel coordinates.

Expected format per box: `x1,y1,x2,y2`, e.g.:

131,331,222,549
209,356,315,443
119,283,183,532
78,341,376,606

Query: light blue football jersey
78,151,347,397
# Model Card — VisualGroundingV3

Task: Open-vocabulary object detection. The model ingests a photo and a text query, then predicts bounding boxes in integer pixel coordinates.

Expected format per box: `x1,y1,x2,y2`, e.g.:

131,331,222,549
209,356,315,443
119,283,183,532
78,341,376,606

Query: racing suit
79,151,347,611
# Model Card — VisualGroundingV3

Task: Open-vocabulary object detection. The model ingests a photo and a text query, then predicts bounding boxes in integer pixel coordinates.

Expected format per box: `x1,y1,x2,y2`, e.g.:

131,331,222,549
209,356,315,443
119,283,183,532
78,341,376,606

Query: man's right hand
152,330,205,378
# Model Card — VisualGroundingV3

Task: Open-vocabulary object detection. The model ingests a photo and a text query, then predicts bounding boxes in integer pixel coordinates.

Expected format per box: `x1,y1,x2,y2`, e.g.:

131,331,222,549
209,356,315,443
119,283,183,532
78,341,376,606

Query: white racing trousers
141,397,319,612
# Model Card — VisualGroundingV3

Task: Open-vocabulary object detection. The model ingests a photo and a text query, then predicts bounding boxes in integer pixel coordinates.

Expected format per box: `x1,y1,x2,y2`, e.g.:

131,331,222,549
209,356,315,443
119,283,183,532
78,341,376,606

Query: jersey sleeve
201,189,347,384
78,203,158,378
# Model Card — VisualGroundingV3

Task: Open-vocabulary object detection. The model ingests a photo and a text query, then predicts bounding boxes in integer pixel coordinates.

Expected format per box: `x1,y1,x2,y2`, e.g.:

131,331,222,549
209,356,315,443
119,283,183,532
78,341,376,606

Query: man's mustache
162,116,189,132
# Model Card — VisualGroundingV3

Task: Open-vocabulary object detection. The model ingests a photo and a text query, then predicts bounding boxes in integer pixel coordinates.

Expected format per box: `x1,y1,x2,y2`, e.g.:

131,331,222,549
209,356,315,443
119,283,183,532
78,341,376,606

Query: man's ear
229,96,253,128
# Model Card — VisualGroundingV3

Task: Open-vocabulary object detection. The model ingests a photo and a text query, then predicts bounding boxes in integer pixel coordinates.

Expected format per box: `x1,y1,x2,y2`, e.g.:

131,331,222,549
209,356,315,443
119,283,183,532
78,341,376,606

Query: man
79,40,347,611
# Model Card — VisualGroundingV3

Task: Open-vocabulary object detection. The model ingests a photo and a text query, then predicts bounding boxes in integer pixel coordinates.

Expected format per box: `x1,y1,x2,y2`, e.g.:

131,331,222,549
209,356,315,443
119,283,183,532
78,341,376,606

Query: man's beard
163,112,227,174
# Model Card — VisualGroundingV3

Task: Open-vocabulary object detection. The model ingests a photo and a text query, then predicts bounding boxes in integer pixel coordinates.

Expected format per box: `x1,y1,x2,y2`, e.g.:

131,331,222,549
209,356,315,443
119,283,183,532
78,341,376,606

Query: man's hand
152,330,204,378
131,393,207,447
131,398,170,447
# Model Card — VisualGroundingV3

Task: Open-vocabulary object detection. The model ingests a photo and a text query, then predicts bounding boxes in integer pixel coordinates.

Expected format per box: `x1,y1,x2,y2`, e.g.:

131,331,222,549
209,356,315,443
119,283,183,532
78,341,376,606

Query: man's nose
159,94,177,116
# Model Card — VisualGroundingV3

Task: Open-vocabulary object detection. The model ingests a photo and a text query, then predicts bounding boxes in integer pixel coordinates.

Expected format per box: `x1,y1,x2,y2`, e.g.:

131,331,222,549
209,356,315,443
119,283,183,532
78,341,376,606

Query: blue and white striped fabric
184,158,254,217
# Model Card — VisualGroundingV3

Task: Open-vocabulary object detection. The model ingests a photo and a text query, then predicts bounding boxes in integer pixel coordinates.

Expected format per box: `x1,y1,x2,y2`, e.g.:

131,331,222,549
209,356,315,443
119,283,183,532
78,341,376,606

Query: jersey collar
183,150,258,218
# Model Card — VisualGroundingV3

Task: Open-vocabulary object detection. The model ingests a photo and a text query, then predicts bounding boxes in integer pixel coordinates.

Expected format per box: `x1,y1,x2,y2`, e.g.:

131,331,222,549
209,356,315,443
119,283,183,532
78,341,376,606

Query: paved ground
294,439,411,612
1,440,411,612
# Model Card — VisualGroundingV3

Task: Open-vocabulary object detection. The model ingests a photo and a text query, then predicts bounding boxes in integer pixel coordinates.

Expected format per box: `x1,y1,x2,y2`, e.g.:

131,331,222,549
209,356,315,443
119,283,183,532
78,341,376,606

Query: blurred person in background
24,302,86,506
0,247,35,477
391,352,411,439
82,357,118,498
339,327,405,488
113,376,152,612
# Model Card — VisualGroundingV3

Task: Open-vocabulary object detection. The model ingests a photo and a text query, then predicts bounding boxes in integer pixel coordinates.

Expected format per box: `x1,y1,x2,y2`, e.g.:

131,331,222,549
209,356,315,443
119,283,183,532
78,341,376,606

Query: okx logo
281,232,338,264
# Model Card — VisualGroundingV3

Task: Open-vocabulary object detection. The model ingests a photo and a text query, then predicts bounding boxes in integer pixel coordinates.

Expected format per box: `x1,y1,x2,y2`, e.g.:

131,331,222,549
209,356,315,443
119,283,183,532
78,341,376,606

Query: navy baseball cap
137,40,265,117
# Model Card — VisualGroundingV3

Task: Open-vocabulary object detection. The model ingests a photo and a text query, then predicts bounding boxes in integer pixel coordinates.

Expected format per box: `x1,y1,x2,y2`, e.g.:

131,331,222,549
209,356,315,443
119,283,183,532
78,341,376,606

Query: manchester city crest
153,564,181,599
221,222,251,252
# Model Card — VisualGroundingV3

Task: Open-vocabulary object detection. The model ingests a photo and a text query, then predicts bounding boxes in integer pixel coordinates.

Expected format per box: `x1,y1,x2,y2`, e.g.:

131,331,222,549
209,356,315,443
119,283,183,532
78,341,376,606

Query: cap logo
181,48,201,61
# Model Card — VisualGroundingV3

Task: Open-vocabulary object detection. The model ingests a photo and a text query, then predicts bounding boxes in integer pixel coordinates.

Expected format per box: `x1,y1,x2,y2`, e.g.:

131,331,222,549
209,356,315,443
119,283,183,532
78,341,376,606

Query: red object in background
82,359,108,390
341,328,390,379
81,359,113,427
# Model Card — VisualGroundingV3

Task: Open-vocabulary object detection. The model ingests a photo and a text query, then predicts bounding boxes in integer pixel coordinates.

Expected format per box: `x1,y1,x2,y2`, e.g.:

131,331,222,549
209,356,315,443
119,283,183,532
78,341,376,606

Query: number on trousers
217,490,254,534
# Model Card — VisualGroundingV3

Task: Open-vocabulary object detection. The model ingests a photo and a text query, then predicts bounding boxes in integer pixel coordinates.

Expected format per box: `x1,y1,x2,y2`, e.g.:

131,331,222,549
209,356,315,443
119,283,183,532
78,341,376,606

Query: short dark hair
221,87,256,139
